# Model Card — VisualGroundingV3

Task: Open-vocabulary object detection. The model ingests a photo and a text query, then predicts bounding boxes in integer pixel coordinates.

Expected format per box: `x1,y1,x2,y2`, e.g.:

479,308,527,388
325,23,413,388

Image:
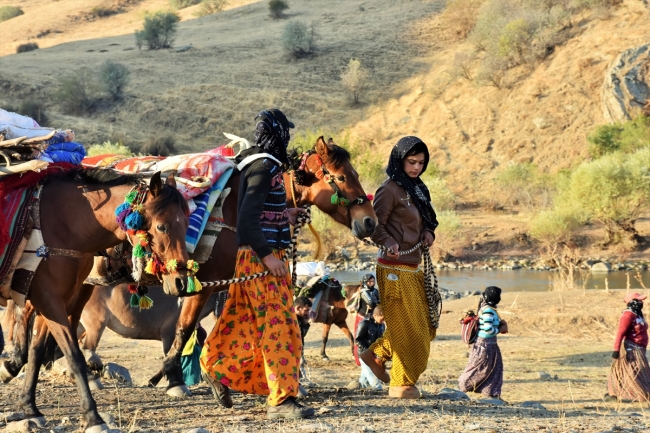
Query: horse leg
337,320,355,359
32,297,109,432
153,287,217,397
0,302,36,383
321,323,331,361
16,316,50,426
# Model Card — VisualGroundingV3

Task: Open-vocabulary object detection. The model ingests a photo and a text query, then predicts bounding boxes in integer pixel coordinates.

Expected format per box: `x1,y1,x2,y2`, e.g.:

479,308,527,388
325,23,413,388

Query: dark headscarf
254,109,295,166
386,136,438,232
361,273,375,289
482,286,502,307
628,299,645,318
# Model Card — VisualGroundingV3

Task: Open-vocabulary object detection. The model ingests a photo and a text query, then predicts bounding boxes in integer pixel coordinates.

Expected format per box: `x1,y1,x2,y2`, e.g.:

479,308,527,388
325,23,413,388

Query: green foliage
433,210,464,261
0,5,23,22
305,207,355,259
587,116,650,158
194,0,228,17
341,59,369,104
13,100,48,126
529,209,581,245
16,43,38,54
170,0,201,9
282,21,315,58
269,0,289,19
556,147,650,245
99,60,130,100
422,176,456,211
494,162,555,210
141,135,176,156
86,141,133,157
498,18,532,62
54,67,99,115
135,11,180,50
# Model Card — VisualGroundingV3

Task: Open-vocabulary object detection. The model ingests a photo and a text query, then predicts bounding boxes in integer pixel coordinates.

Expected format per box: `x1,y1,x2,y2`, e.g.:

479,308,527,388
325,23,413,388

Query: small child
348,306,386,390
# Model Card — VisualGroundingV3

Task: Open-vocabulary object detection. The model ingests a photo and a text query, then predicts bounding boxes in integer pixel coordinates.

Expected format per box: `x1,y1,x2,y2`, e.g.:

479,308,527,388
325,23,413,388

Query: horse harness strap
29,185,93,260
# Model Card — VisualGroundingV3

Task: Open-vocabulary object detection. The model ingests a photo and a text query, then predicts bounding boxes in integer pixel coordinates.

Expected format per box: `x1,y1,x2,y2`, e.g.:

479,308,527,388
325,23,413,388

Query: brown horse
4,169,191,433
145,137,378,397
2,137,378,400
315,283,361,361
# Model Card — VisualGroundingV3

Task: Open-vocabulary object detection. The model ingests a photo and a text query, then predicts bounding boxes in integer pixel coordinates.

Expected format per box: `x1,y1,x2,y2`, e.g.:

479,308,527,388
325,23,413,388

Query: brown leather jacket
371,179,433,265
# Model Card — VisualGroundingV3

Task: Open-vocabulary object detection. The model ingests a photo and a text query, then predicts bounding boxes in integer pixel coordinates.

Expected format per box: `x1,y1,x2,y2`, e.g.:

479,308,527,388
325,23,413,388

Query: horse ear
165,173,177,189
315,136,329,159
327,137,334,145
149,172,163,197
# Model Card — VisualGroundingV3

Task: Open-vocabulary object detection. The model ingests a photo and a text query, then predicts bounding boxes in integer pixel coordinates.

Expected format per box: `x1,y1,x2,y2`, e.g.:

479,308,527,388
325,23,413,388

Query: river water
330,269,650,293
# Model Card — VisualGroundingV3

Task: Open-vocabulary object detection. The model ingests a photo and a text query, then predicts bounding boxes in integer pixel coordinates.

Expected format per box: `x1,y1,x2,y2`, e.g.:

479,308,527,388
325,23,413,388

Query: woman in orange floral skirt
200,109,314,419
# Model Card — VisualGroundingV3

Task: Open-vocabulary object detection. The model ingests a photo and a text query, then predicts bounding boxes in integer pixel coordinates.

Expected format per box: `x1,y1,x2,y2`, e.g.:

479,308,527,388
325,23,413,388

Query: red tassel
128,284,138,294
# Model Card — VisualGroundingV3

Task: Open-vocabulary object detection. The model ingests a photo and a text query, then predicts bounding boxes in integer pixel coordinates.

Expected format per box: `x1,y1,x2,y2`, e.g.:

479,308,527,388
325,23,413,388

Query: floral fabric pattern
200,247,301,406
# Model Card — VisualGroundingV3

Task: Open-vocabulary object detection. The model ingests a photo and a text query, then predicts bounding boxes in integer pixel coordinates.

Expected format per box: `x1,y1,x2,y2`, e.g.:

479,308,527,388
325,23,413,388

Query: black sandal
202,372,233,408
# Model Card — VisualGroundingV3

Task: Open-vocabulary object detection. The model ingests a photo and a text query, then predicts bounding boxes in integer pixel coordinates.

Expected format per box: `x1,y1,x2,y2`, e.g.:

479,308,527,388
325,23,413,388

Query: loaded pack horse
0,168,192,433
3,137,378,401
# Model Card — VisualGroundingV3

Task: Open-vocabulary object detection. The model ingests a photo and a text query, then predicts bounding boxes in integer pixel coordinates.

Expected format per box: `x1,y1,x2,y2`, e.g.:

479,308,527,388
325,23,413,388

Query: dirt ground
2,290,650,432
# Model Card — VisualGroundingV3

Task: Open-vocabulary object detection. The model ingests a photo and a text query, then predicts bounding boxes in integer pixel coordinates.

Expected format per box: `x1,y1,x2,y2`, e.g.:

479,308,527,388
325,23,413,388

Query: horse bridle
290,152,372,218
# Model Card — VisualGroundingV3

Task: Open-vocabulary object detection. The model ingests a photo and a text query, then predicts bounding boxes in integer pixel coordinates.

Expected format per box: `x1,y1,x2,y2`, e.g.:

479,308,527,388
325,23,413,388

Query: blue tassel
114,202,131,217
125,211,144,230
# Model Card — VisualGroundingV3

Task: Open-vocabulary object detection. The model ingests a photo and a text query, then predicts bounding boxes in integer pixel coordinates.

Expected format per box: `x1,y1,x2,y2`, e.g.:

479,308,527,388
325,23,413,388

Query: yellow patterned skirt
369,260,437,387
200,247,302,406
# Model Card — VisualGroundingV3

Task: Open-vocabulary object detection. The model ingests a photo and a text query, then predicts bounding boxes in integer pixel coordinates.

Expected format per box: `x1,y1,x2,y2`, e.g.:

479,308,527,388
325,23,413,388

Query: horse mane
76,168,142,186
146,184,190,217
286,141,351,171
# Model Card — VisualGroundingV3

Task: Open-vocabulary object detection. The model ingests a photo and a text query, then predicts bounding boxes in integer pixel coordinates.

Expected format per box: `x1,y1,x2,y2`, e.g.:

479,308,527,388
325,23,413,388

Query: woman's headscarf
482,286,502,307
361,273,375,289
254,109,294,166
386,136,438,232
628,299,645,318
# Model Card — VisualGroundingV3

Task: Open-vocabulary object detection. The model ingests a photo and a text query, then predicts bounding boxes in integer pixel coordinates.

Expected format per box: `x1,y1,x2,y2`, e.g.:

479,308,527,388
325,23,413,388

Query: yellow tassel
139,295,154,310
145,259,155,275
166,259,178,273
193,276,202,293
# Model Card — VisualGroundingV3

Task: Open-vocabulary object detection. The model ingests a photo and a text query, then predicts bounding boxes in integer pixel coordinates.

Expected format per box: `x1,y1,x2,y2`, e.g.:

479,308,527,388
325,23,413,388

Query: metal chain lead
360,238,442,329
199,208,311,288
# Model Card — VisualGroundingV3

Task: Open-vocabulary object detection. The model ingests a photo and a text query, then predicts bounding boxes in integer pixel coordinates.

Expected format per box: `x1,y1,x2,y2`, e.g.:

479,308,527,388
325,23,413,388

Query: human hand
286,207,307,225
387,243,400,259
611,351,620,359
421,231,435,248
499,320,508,334
262,254,288,277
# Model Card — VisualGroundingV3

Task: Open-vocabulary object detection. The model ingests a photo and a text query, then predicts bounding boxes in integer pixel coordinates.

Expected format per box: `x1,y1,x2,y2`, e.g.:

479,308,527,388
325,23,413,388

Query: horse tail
308,223,323,260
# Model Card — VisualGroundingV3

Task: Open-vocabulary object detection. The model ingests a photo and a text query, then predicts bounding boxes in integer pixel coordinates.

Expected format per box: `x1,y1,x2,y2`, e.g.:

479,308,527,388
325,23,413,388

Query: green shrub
86,141,133,157
99,60,130,100
557,148,650,246
425,177,456,211
170,0,201,9
141,135,176,156
282,21,315,58
0,5,23,23
587,116,650,158
341,59,369,104
135,11,180,50
54,67,99,115
194,0,228,17
433,210,464,261
529,209,581,245
16,43,38,54
494,162,555,210
269,0,289,19
12,100,48,126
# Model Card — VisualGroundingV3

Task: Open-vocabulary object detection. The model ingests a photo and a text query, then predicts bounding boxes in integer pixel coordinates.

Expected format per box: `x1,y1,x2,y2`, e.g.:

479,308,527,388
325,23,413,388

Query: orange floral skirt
200,247,301,406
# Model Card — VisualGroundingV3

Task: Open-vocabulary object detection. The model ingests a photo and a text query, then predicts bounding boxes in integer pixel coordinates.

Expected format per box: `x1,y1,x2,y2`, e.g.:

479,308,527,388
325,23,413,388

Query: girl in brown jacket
360,136,438,399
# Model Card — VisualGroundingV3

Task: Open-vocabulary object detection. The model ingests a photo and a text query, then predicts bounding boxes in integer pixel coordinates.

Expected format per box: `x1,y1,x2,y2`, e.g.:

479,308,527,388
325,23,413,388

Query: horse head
141,172,193,297
287,136,377,239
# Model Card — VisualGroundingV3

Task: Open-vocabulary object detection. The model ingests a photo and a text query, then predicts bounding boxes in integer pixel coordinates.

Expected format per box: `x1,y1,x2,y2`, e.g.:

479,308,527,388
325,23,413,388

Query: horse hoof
0,361,16,383
85,423,121,433
321,356,330,362
166,385,192,398
8,417,46,430
89,378,105,391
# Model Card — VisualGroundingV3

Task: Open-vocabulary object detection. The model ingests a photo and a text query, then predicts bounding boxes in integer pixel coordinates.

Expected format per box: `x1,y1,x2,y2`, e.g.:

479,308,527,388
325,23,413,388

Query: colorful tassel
129,293,140,308
139,295,154,310
193,276,202,292
125,211,144,230
115,202,131,217
145,258,155,275
186,260,199,274
127,284,138,294
132,243,146,258
166,259,178,273
125,190,137,204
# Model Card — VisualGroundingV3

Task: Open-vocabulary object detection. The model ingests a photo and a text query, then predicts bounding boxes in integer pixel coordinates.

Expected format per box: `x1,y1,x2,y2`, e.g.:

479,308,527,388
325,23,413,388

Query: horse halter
296,152,372,209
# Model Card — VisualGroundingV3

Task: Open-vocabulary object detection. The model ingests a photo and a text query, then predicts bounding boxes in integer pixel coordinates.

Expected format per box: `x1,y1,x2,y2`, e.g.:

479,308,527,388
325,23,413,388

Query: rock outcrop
602,44,650,123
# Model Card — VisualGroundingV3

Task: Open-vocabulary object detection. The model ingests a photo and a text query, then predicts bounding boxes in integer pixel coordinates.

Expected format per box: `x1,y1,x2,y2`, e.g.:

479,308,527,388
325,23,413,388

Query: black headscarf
482,286,502,307
254,109,295,166
386,136,438,232
628,299,645,318
361,273,375,289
